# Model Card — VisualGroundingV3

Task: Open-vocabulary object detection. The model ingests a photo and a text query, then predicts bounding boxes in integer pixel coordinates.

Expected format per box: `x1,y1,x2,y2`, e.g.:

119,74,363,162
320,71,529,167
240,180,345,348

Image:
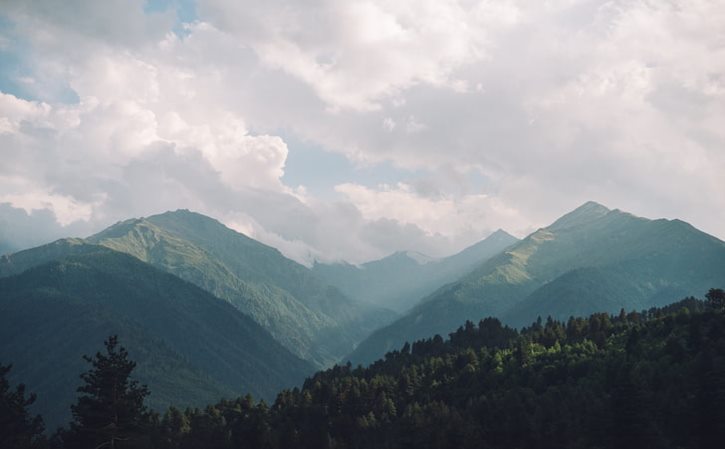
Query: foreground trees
706,288,725,310
58,336,153,449
156,297,725,449
8,291,725,449
0,364,46,449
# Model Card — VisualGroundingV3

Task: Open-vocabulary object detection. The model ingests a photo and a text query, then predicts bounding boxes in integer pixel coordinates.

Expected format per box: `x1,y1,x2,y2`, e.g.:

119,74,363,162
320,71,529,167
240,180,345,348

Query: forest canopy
4,291,725,449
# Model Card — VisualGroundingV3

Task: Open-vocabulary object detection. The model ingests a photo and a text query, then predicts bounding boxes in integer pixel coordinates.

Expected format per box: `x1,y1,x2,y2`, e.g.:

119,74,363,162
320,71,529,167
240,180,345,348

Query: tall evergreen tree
0,364,46,449
61,336,152,449
706,288,725,311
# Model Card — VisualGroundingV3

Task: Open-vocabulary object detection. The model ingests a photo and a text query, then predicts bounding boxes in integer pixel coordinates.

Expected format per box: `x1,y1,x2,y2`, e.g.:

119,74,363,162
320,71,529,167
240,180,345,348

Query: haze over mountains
312,229,518,312
2,201,724,431
0,210,391,428
85,210,393,367
348,201,725,364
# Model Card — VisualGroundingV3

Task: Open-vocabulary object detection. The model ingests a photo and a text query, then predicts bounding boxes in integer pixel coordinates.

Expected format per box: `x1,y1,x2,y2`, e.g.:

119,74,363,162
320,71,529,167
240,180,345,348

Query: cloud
0,0,723,265
256,0,725,237
198,0,512,111
335,182,524,238
0,203,94,255
2,0,175,49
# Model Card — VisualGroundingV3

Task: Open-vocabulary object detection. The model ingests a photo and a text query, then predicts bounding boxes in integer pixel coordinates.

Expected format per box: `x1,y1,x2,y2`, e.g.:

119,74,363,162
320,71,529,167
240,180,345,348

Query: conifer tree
0,364,46,449
706,288,725,311
62,336,151,449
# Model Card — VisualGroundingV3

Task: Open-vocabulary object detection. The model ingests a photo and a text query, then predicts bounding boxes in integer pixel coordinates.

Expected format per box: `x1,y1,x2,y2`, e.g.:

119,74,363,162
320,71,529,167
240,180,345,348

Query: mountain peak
548,201,611,231
384,250,436,265
404,251,436,265
154,209,211,222
574,200,610,214
488,229,517,241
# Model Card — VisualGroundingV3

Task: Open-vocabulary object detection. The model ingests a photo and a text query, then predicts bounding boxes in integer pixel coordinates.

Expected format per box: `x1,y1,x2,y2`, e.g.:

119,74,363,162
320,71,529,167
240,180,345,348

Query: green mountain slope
0,238,97,277
348,201,725,364
136,296,725,449
312,229,518,312
0,246,313,429
86,210,393,367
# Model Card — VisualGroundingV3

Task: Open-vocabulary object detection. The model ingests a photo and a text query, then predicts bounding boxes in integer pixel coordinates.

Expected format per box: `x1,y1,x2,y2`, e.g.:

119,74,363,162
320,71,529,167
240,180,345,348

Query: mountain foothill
1,201,724,438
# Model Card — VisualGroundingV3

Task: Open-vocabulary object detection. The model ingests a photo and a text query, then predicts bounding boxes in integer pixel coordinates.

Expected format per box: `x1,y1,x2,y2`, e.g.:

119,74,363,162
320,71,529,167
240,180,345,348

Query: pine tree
0,364,46,449
62,336,151,449
706,288,725,311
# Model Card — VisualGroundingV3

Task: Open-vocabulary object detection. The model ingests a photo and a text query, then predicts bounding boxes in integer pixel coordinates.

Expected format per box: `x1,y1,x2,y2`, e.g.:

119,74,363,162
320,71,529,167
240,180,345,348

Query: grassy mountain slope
312,229,518,312
0,238,98,277
348,202,725,364
0,247,313,429
86,210,394,367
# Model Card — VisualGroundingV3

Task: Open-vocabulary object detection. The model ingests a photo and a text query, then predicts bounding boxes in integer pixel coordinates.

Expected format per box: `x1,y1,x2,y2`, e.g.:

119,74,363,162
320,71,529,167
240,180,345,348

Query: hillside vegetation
349,202,725,364
0,248,313,429
87,210,393,367
11,291,721,449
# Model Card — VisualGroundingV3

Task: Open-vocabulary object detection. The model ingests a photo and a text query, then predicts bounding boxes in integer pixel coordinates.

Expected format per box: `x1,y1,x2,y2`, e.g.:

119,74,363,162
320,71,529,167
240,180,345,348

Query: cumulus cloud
335,182,524,238
199,0,511,111
258,0,725,237
0,203,94,255
0,0,723,263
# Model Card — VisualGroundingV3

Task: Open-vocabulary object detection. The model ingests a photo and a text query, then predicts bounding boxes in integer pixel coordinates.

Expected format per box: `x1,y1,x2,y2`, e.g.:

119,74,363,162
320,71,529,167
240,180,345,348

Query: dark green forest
3,290,725,449
0,249,315,428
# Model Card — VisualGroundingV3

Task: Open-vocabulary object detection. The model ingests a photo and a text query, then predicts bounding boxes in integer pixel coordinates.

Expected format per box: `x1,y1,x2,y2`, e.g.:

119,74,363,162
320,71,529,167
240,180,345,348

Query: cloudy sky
1,0,723,264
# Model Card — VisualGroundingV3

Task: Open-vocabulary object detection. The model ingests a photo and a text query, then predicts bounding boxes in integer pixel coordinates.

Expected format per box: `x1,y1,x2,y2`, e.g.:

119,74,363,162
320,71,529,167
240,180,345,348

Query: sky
0,0,724,264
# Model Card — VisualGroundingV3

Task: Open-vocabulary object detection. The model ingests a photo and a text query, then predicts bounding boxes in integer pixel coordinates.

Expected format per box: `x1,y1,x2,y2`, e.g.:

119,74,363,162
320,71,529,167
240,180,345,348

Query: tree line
3,289,725,449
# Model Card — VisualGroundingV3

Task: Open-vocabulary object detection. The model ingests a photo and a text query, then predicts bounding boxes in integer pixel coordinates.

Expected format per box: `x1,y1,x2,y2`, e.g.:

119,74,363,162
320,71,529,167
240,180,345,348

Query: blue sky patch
0,16,79,103
145,0,197,36
280,131,421,198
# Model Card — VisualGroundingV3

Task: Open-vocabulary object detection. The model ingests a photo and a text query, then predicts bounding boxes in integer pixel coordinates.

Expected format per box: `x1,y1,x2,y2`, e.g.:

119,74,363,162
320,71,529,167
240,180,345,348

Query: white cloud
382,117,396,132
0,203,95,254
335,182,526,239
198,0,507,111
1,0,724,264
3,0,175,49
0,191,95,226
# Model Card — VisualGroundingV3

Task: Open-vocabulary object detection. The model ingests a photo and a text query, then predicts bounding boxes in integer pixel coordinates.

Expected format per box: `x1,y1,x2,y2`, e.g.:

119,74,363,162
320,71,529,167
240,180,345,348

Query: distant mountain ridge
0,245,313,429
0,243,15,256
85,209,394,367
347,201,725,364
312,229,519,312
0,210,395,368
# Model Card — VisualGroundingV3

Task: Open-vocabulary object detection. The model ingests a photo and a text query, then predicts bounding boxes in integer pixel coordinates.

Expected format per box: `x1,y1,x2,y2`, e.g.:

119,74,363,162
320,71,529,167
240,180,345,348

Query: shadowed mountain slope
0,246,313,429
85,210,393,367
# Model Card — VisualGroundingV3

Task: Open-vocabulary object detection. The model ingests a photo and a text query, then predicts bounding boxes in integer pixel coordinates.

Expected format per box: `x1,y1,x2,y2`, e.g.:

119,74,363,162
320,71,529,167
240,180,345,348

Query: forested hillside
87,210,393,367
7,291,722,449
152,292,724,449
350,202,725,365
0,248,313,430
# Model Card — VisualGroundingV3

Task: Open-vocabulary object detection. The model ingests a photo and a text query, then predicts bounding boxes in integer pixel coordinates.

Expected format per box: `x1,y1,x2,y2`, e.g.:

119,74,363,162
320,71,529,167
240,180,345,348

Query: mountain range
312,229,518,312
0,210,393,428
0,242,313,429
347,201,725,364
0,242,15,257
84,210,393,367
2,201,725,429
